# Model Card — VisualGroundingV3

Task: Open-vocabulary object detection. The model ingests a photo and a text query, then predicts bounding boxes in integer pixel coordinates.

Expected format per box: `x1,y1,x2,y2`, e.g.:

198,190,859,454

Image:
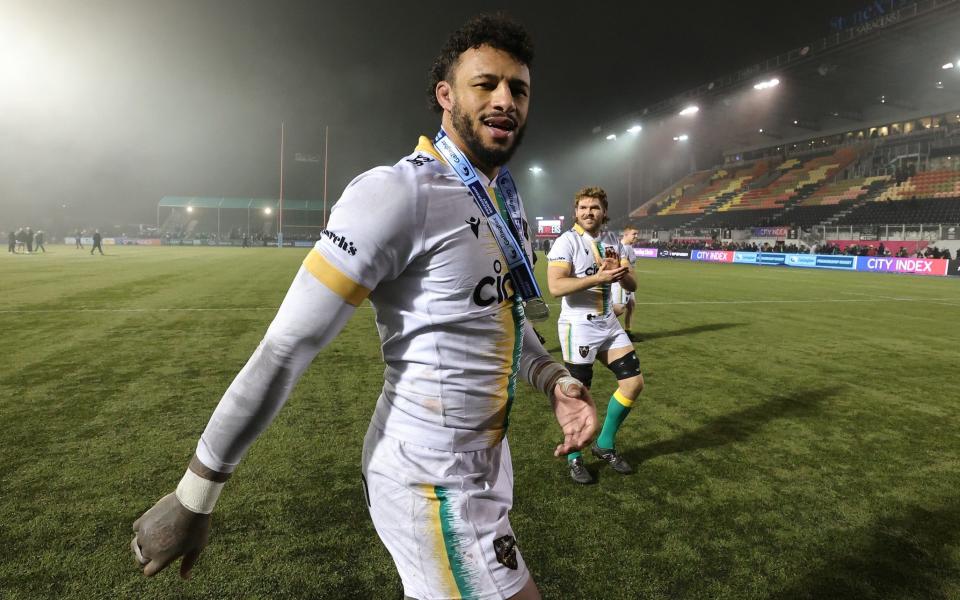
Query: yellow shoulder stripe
415,136,445,164
303,249,370,306
548,260,572,268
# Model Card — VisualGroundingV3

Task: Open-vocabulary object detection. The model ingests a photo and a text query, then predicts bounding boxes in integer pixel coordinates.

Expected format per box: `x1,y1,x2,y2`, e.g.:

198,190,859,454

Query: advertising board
855,257,949,276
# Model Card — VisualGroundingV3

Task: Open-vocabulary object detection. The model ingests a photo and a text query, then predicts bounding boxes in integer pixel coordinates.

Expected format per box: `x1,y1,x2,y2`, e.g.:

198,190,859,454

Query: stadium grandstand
156,196,325,245
617,0,960,255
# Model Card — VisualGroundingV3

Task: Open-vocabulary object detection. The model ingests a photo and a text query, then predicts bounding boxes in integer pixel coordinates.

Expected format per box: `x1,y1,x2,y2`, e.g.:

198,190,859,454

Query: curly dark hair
426,13,534,113
573,186,610,225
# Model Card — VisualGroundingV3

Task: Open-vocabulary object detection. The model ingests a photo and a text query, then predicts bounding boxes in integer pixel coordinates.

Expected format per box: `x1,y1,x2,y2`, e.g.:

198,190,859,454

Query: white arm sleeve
519,320,569,396
195,267,356,473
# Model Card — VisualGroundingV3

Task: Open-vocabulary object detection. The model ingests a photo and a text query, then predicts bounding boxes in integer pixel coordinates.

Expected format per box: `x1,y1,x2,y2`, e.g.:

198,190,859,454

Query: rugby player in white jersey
547,188,644,484
129,14,597,600
611,225,641,341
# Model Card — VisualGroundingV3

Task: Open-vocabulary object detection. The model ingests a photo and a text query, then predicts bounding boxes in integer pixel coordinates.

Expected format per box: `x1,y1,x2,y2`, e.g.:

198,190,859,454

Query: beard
451,103,527,171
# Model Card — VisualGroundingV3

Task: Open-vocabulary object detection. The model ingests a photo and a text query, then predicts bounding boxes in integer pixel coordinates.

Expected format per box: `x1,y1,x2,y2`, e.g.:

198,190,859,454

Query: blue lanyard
433,128,548,321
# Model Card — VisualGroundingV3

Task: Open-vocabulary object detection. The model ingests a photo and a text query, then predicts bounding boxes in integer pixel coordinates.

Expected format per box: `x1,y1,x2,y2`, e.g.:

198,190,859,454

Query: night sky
1,0,870,229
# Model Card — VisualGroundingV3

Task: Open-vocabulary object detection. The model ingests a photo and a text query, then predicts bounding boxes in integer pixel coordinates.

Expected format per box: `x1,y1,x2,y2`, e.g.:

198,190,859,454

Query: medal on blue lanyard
433,128,549,321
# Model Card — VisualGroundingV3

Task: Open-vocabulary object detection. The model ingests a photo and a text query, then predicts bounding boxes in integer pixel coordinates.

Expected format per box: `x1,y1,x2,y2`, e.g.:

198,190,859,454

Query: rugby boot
591,443,633,474
569,457,594,484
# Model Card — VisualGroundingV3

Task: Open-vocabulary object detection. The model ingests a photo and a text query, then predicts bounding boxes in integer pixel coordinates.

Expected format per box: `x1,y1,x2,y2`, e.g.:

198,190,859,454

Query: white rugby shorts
557,312,633,365
610,282,634,306
361,423,529,600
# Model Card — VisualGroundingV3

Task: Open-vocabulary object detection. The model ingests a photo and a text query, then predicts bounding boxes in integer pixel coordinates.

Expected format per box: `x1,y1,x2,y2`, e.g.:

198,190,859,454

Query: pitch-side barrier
635,247,959,278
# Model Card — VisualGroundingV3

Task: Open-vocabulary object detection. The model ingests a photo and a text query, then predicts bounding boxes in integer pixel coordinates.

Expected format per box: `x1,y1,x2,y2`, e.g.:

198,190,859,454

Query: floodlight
627,125,642,134
758,128,764,133
673,134,689,141
186,206,194,213
753,78,780,90
678,105,699,116
606,134,617,140
264,207,272,215
529,166,543,175
936,81,945,89
943,62,955,69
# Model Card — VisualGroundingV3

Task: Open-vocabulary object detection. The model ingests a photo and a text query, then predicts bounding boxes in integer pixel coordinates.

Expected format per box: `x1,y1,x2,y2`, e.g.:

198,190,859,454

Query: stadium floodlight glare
678,105,699,116
753,78,780,90
264,207,272,215
627,125,642,134
605,133,617,140
186,206,194,213
943,62,955,69
529,166,543,175
673,134,689,141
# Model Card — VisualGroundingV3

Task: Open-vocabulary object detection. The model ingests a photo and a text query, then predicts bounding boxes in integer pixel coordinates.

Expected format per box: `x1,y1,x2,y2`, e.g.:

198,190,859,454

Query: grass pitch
1,245,959,599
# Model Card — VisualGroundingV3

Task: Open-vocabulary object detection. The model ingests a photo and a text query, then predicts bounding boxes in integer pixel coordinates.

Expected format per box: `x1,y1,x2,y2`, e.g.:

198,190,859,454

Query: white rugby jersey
305,137,535,452
547,224,629,318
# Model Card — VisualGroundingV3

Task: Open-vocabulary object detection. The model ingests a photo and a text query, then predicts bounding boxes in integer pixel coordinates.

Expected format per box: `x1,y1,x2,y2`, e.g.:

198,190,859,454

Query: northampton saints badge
493,535,518,570
578,345,589,358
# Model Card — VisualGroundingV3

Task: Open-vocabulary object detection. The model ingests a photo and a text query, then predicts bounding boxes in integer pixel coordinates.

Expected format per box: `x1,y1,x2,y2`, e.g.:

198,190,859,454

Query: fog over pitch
0,0,867,227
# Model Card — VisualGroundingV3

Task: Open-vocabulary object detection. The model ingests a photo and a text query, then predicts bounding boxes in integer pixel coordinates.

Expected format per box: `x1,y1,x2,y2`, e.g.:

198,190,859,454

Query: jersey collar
415,135,495,187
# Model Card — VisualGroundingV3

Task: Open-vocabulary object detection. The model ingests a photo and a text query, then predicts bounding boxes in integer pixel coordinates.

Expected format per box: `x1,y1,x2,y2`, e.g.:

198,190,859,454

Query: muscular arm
518,320,597,455
196,267,358,473
619,263,637,293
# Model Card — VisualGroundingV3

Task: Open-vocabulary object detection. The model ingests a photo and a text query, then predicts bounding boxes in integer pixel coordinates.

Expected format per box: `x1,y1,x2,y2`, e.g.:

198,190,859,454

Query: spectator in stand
897,246,908,258
878,242,885,257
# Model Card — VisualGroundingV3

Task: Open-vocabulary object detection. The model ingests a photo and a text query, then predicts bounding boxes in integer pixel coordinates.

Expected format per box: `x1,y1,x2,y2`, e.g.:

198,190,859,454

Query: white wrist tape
555,375,583,396
175,468,225,514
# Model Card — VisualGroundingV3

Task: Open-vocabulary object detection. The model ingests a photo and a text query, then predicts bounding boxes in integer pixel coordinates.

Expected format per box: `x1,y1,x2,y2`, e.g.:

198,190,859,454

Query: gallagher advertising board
657,249,691,259
856,257,950,276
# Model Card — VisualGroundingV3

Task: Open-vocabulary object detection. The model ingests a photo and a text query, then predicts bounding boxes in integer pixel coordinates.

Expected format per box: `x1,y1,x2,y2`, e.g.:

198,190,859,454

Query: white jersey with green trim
309,136,533,452
547,225,627,318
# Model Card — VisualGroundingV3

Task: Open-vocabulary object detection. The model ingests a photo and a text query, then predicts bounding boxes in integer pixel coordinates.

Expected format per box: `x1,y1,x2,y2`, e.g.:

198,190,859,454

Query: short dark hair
427,13,534,113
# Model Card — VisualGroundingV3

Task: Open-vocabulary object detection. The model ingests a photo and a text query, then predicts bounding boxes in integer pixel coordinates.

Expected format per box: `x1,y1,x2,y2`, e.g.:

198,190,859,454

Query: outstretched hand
550,377,598,456
131,492,210,579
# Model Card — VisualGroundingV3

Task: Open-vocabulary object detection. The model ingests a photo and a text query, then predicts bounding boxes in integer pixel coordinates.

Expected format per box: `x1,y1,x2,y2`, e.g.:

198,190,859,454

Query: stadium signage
758,253,787,265
856,257,949,276
813,255,856,270
949,260,960,277
785,254,817,268
751,227,789,238
691,250,734,263
634,247,659,258
658,249,691,259
828,0,909,31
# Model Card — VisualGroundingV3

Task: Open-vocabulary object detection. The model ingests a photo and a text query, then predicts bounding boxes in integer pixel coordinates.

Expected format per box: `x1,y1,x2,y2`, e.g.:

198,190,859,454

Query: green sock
596,390,633,450
567,450,582,462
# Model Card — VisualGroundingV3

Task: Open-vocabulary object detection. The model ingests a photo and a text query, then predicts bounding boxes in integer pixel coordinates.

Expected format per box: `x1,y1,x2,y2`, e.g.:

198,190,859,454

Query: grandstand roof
158,196,322,211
